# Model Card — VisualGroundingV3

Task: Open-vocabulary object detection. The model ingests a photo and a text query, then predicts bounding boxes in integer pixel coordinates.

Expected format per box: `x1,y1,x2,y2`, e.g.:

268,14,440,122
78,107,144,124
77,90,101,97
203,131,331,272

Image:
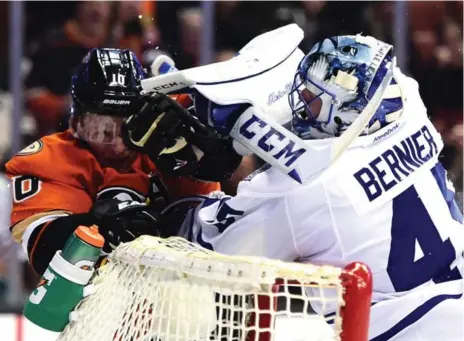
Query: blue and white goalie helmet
289,34,403,139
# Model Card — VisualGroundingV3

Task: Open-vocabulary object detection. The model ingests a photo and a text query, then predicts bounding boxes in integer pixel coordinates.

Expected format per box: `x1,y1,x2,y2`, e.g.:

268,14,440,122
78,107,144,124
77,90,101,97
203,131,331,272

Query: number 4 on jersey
387,186,462,292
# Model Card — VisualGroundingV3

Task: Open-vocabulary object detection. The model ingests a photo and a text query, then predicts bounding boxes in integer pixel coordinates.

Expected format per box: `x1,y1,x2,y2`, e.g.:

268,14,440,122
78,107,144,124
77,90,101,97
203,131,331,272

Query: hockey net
58,236,372,341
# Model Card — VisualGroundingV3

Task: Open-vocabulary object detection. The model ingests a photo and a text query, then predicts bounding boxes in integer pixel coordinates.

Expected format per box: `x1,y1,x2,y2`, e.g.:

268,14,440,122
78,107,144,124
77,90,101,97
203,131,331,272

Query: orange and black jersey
6,130,220,244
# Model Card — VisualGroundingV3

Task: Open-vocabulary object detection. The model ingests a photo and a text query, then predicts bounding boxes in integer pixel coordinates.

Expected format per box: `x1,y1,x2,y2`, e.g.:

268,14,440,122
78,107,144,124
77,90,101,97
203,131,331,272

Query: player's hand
90,199,160,254
122,93,243,182
122,93,191,158
122,92,203,176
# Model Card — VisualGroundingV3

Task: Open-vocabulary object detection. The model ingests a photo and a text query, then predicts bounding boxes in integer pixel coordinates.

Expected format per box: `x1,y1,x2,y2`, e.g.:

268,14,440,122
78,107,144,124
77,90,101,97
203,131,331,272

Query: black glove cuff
27,213,95,275
194,140,243,182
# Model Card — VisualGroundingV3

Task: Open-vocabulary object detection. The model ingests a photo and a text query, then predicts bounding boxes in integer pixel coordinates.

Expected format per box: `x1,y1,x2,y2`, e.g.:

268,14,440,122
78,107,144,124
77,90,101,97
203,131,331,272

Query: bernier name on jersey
354,125,438,202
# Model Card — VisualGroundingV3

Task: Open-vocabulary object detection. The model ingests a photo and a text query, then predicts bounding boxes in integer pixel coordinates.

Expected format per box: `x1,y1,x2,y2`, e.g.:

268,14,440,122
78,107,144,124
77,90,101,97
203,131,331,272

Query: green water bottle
23,225,105,332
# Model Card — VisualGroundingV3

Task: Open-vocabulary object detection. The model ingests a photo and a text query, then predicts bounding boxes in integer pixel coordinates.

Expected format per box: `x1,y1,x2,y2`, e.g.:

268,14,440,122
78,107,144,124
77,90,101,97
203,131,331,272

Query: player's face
290,82,323,121
299,88,322,119
76,113,136,165
77,113,123,144
289,68,326,122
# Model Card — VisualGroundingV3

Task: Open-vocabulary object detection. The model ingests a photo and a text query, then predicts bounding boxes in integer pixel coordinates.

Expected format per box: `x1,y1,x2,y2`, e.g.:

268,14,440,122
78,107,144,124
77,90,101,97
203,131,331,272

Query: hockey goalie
123,26,464,341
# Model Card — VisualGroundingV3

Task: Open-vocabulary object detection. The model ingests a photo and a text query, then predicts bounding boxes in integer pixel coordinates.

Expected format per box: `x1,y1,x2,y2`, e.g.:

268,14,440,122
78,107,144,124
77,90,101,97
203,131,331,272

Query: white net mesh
58,236,369,341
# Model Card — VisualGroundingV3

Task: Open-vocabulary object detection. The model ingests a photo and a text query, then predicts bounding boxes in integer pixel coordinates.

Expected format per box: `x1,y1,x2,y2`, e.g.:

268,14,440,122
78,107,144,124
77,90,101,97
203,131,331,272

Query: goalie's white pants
368,280,463,341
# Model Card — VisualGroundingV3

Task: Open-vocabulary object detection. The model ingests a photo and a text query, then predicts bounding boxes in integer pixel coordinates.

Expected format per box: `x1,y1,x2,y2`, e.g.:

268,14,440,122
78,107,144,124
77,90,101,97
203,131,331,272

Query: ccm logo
153,82,187,91
239,114,306,168
103,99,131,105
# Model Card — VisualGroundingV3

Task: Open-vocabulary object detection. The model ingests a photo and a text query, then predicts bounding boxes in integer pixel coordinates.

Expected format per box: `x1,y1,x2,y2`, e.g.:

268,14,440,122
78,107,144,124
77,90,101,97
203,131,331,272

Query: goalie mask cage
58,236,372,341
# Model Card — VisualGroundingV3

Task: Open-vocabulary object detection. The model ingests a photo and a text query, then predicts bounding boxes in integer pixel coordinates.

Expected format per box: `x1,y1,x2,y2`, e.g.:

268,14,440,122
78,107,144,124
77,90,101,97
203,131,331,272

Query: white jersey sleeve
182,168,303,261
180,159,339,263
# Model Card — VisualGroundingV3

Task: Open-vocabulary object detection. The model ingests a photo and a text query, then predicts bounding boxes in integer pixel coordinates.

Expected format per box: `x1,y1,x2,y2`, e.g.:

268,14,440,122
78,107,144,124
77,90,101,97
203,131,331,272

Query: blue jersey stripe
370,294,462,341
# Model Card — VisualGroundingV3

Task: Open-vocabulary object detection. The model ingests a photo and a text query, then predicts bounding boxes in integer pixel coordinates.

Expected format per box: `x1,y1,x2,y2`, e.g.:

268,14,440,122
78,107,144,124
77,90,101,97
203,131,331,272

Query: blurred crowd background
0,1,462,311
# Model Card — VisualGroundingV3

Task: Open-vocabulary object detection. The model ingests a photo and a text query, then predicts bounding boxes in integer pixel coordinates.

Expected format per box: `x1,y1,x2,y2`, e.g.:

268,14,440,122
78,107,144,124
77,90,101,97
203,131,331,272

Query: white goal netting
58,236,372,341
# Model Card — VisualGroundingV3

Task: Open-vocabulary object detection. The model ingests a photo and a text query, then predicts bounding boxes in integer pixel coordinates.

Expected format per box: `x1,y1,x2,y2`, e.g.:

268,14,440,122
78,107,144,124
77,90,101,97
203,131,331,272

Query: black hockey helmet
71,48,147,117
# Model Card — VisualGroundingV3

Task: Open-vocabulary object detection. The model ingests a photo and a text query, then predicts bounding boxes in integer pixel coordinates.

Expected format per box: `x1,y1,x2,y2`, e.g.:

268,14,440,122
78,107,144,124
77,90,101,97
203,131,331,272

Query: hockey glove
89,198,160,254
122,93,243,182
27,199,161,274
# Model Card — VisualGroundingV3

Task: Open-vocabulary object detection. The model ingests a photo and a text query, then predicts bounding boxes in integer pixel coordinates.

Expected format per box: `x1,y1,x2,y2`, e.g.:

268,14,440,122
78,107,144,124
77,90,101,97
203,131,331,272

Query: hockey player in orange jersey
5,48,238,275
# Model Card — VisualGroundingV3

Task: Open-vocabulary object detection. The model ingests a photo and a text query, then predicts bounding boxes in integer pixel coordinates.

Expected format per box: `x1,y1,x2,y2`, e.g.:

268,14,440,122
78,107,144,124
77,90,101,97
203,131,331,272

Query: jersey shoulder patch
6,131,100,193
17,140,43,156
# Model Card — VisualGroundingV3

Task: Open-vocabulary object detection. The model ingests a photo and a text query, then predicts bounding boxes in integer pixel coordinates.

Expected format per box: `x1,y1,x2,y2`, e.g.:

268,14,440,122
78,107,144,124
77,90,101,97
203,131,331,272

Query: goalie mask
289,34,403,139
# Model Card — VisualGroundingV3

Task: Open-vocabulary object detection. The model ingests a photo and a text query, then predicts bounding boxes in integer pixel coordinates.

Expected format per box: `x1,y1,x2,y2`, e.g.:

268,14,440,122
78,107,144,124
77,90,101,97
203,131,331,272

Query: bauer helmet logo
102,99,131,105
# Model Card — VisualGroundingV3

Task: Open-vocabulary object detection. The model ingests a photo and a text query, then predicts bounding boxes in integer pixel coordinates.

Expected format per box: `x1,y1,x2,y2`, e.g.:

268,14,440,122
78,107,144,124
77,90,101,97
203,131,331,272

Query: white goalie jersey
179,73,464,340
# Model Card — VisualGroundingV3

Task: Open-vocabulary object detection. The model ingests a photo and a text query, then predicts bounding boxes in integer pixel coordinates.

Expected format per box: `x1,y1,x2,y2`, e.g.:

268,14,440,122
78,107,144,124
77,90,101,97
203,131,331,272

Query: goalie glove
122,93,243,182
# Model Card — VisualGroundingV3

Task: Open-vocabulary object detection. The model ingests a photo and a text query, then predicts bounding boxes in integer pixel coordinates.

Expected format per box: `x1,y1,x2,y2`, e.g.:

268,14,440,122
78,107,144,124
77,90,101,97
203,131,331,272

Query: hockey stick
141,70,195,94
141,24,303,94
